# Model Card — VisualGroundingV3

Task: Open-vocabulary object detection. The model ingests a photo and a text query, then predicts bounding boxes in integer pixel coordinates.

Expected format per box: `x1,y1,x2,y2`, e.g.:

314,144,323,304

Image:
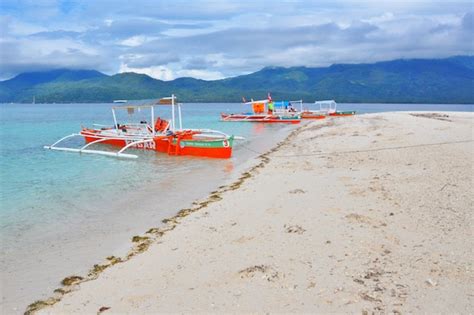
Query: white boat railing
222,114,274,121
186,128,245,140
315,100,337,114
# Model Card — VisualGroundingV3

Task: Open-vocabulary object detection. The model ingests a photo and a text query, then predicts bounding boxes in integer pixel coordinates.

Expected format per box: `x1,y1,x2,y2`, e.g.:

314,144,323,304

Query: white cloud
120,35,150,47
119,63,175,80
176,69,224,80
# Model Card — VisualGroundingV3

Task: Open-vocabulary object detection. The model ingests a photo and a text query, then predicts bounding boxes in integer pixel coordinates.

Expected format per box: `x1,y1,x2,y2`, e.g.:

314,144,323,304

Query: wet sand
31,112,473,314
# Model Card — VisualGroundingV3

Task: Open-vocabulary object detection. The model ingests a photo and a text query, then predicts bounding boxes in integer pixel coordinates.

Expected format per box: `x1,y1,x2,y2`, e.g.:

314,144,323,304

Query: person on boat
288,102,297,112
268,101,274,114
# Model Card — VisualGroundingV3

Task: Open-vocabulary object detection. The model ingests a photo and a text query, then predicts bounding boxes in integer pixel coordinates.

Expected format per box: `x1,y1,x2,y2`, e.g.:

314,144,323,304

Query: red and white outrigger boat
221,94,301,124
44,95,240,159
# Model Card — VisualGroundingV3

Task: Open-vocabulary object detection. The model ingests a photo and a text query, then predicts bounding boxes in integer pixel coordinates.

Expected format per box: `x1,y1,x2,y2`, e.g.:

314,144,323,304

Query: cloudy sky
0,0,472,80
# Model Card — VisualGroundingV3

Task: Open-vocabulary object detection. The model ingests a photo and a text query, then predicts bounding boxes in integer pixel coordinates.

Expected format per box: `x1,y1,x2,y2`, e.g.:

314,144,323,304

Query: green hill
1,56,473,103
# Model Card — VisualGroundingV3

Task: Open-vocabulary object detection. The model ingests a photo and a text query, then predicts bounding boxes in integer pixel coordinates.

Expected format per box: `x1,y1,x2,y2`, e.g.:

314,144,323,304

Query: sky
0,0,473,80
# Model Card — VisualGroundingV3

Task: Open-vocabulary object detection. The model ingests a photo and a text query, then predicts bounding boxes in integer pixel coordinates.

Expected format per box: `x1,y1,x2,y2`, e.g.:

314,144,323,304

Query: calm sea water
0,102,472,312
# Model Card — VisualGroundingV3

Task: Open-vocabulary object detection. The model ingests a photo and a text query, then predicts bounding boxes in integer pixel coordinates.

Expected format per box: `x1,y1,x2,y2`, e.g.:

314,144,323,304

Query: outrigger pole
151,105,155,136
43,133,144,159
171,94,176,131
112,108,118,130
178,102,183,130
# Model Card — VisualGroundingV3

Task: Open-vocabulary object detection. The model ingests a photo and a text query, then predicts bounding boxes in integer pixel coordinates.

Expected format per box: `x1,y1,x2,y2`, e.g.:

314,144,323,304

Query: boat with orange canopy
221,94,301,124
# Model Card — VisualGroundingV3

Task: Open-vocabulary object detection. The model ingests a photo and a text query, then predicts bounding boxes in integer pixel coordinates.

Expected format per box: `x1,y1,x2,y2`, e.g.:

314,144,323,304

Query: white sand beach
32,112,473,314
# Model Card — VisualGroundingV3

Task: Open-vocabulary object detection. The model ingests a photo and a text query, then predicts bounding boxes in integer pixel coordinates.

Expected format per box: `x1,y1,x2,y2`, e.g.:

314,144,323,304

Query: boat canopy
315,100,337,113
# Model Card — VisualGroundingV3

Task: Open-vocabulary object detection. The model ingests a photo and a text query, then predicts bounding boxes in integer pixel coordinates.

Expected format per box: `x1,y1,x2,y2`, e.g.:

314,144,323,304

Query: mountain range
1,56,473,103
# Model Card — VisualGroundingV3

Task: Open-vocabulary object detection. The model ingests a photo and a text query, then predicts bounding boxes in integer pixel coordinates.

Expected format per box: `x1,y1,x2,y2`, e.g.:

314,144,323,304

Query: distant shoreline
2,56,473,104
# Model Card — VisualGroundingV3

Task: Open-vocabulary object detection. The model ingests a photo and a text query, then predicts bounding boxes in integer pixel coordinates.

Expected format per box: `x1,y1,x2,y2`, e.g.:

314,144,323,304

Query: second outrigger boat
221,94,301,124
45,95,239,159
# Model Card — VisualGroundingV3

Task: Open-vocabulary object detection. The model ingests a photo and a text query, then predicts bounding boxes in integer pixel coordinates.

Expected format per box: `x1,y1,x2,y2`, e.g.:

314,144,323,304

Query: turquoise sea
0,102,472,312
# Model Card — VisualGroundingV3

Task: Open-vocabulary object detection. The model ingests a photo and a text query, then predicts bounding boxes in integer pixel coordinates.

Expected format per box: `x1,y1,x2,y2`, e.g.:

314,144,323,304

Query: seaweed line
24,122,307,315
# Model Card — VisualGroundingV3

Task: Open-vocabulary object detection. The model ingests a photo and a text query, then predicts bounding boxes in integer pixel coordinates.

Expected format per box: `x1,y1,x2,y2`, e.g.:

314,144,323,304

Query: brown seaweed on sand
61,275,84,286
25,298,60,315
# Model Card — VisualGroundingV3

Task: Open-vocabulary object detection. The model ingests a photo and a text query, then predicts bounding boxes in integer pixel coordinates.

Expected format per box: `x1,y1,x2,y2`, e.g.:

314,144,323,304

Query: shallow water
0,102,472,312
0,102,298,312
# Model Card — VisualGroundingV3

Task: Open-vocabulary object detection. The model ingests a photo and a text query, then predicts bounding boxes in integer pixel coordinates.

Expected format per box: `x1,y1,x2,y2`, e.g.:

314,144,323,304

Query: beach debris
208,193,222,201
106,256,122,264
98,306,111,313
25,297,60,315
162,217,178,225
374,283,385,292
238,265,280,282
232,235,255,244
346,213,373,224
177,208,195,217
425,278,437,287
61,275,84,286
53,288,68,294
353,278,365,285
307,281,316,289
289,188,306,194
89,264,110,277
284,224,306,234
359,292,381,302
410,113,451,122
132,235,149,243
146,227,163,236
363,268,384,280
136,242,151,253
239,265,268,277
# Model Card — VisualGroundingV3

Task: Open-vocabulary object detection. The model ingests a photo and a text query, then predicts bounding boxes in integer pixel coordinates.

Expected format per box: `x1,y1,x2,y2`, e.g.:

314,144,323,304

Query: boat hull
301,111,326,119
328,111,356,116
80,130,233,159
221,113,300,124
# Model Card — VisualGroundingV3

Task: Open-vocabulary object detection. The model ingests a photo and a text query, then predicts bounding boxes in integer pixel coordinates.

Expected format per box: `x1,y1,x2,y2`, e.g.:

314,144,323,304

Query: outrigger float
221,95,301,124
300,100,355,119
44,95,240,159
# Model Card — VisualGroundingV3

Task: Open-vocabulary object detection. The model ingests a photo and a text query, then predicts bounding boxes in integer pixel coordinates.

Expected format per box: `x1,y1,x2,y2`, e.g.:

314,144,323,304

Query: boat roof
244,99,269,105
112,96,177,109
315,100,336,104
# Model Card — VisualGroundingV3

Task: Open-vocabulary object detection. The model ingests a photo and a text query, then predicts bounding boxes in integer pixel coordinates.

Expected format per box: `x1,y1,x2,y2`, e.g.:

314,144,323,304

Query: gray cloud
29,30,82,39
462,12,473,30
183,57,218,70
1,0,473,80
121,53,180,68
